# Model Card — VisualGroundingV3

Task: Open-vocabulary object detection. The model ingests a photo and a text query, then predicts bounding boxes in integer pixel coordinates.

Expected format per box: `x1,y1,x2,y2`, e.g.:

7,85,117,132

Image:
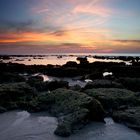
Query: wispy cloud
72,0,112,17
72,4,111,17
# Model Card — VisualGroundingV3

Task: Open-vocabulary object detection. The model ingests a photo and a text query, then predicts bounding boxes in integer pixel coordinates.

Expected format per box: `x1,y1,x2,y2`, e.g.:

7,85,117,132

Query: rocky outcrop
113,107,140,131
54,109,89,137
84,80,123,89
0,106,7,113
0,72,25,83
0,82,37,110
34,88,106,137
118,78,140,92
85,88,140,110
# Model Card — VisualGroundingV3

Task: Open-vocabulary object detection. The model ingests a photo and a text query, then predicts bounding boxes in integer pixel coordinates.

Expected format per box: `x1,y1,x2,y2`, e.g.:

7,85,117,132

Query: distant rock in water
77,57,89,65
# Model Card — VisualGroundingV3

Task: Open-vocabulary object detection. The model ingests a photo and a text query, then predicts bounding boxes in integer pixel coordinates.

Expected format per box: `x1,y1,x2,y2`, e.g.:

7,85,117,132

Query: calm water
0,111,140,140
1,53,138,65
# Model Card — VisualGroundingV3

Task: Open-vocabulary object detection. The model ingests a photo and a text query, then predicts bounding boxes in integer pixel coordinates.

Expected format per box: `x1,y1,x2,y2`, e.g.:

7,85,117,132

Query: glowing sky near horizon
0,0,140,54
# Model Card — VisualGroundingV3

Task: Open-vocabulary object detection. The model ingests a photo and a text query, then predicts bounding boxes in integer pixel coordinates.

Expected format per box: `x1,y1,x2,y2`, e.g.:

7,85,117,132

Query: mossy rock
84,80,123,90
113,107,140,131
27,75,44,86
0,82,37,109
118,78,140,92
0,72,25,83
50,88,94,116
54,109,89,137
85,88,140,110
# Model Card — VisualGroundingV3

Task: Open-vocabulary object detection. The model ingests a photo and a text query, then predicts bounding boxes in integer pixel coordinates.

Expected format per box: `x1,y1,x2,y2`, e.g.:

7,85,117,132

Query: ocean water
1,53,138,65
0,110,140,140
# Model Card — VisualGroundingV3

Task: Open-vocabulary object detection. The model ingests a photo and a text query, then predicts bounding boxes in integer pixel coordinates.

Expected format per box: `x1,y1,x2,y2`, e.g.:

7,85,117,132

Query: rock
27,75,45,91
0,72,25,83
77,57,88,65
63,61,78,67
50,88,92,116
0,106,7,113
88,98,106,121
35,88,105,136
69,85,82,91
54,109,89,137
85,88,140,110
50,88,105,119
30,92,55,112
45,67,87,77
113,107,140,131
27,75,44,85
55,122,72,137
45,81,69,91
118,78,140,92
84,80,123,89
85,72,103,80
28,76,69,91
111,66,140,78
0,82,37,110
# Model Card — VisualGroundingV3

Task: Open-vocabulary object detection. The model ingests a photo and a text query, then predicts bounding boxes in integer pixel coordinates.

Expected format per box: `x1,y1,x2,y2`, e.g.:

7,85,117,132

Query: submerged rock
85,88,140,110
113,107,140,131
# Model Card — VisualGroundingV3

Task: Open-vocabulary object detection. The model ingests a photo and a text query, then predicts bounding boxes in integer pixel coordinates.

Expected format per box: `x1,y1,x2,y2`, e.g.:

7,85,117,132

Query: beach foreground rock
36,88,106,136
113,107,140,131
0,82,37,110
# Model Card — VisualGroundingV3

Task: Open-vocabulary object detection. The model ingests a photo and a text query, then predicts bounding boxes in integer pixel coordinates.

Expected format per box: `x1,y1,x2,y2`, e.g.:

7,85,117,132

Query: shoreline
0,57,140,137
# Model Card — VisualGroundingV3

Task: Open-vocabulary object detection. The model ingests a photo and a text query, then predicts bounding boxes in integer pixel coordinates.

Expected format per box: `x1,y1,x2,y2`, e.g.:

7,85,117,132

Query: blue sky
0,0,140,54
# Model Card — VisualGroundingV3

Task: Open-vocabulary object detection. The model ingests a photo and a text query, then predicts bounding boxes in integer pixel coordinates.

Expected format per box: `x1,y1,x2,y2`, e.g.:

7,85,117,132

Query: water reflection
1,55,128,66
0,111,140,140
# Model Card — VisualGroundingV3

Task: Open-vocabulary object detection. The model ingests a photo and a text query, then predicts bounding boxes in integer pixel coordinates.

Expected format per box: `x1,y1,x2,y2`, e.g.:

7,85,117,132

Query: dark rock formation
118,78,140,92
0,106,7,113
84,80,123,89
113,107,140,131
77,57,89,65
0,72,25,83
85,88,140,110
33,88,105,136
0,82,37,110
54,109,89,137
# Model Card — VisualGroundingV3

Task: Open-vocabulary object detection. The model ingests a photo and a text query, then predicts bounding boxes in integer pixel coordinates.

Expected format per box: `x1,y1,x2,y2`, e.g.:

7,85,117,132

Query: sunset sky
0,0,140,54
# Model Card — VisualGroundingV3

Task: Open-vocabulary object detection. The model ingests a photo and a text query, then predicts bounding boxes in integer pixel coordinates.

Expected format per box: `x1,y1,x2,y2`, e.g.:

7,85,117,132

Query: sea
1,53,140,65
